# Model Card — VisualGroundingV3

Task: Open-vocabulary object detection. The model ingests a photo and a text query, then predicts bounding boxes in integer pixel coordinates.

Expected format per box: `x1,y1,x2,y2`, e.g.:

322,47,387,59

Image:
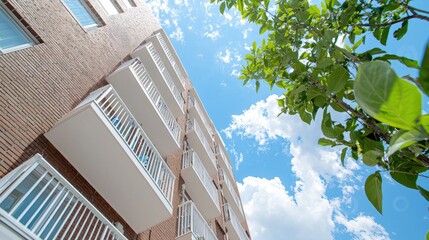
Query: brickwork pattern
0,0,160,238
0,0,251,239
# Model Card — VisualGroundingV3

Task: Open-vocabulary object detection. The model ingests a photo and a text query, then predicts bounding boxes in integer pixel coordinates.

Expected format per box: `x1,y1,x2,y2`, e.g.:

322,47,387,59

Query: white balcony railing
177,201,218,240
183,150,219,208
224,203,249,240
147,43,185,112
0,154,127,240
130,59,181,144
187,119,216,168
215,145,234,180
188,96,214,137
219,168,243,216
95,86,175,204
155,33,186,87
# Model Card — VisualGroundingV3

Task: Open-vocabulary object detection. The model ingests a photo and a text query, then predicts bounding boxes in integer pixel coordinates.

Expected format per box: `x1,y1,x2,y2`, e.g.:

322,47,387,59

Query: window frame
0,3,35,54
98,0,121,15
61,0,102,31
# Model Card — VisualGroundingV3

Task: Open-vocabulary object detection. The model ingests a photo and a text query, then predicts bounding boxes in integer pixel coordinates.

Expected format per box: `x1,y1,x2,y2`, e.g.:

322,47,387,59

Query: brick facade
0,0,251,239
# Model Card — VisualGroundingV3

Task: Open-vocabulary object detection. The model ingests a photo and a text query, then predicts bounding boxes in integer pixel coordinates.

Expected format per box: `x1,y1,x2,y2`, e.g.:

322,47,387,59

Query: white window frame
0,3,35,54
119,0,134,8
61,0,101,31
98,0,120,15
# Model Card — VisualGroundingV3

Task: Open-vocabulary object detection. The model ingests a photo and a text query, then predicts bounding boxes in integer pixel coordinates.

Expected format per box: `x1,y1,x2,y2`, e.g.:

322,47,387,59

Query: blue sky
146,1,429,239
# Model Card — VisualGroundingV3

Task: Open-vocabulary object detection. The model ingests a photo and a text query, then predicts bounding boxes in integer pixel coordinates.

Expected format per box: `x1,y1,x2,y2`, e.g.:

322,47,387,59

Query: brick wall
0,0,251,239
0,0,160,238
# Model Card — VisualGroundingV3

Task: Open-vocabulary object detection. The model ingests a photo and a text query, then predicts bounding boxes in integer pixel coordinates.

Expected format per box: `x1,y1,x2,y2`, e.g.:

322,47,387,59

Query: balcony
107,58,181,157
188,96,214,142
181,150,220,220
218,168,245,222
146,31,187,91
215,144,234,183
131,42,185,117
186,118,217,176
0,154,126,240
223,203,249,240
177,201,218,240
45,86,175,233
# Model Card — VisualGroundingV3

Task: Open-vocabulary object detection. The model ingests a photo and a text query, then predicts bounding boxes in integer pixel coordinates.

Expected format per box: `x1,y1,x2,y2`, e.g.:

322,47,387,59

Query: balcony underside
226,220,241,240
107,61,180,158
45,104,172,233
222,182,245,223
188,107,212,143
181,167,220,220
186,131,217,177
131,45,184,117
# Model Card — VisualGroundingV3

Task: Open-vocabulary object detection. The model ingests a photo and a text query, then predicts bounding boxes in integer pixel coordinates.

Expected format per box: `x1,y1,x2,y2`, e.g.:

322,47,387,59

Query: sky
145,1,429,239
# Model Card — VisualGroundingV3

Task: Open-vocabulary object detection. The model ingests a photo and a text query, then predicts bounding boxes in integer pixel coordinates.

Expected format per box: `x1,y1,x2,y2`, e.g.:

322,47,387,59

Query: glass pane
64,0,98,28
0,8,32,51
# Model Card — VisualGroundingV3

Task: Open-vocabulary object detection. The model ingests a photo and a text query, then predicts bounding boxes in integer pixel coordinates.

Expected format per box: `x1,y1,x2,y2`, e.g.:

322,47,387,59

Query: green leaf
362,150,381,166
420,114,429,134
365,172,383,214
340,148,347,166
375,54,419,69
381,27,390,46
419,42,429,96
387,129,428,156
299,108,312,124
317,58,333,69
308,5,320,16
390,171,417,189
318,138,336,146
417,185,429,202
220,2,226,14
362,47,386,56
321,109,336,138
354,61,422,130
327,66,349,93
255,80,260,92
393,20,408,40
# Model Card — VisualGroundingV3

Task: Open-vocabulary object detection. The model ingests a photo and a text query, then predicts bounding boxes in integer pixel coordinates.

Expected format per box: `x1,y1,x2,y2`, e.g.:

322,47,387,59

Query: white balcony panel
177,201,218,240
107,58,181,157
0,154,126,240
188,88,214,138
215,144,235,183
45,86,175,233
188,96,214,142
186,119,217,177
146,33,186,91
153,29,188,90
223,204,249,240
219,168,245,222
132,43,185,117
181,150,220,220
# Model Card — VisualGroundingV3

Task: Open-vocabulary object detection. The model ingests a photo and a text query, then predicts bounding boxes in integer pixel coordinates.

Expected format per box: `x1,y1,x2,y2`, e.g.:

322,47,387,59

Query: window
120,0,135,8
63,0,99,30
0,6,33,53
98,0,120,15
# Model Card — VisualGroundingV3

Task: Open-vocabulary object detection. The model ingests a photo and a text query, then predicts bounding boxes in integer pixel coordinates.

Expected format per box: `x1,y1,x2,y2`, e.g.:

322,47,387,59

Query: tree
210,0,429,215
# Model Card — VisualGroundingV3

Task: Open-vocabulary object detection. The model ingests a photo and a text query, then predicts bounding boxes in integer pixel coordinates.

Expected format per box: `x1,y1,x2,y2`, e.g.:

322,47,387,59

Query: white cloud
242,27,253,39
227,95,389,240
170,27,184,42
204,30,221,40
217,49,232,63
335,214,390,240
238,176,334,240
231,69,240,77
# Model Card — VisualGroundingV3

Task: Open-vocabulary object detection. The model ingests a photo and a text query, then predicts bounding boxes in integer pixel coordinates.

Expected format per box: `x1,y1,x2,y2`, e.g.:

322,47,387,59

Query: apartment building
0,0,251,239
